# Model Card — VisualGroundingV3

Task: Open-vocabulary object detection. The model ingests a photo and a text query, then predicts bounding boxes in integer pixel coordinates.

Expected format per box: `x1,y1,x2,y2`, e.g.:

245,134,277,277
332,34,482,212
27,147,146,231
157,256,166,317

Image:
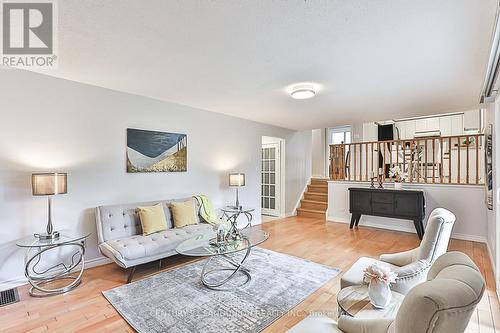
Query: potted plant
389,166,407,189
364,263,398,308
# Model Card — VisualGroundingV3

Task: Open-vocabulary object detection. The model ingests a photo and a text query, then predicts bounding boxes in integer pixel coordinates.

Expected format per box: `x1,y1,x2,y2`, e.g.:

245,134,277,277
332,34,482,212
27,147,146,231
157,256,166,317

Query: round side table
220,206,255,238
337,285,404,319
16,233,90,297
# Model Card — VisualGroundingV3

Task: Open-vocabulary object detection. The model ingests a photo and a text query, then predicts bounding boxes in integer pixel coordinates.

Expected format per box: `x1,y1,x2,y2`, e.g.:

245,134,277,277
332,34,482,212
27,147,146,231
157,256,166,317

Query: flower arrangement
363,263,398,286
389,166,407,183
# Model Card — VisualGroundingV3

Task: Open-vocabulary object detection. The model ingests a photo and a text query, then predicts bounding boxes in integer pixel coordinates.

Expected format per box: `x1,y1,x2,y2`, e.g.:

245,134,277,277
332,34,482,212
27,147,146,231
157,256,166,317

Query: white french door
261,143,281,216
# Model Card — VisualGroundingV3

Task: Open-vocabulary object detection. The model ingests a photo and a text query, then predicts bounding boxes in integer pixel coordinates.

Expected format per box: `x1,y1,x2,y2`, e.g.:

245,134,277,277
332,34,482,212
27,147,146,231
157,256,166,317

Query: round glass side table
16,233,90,297
220,206,255,239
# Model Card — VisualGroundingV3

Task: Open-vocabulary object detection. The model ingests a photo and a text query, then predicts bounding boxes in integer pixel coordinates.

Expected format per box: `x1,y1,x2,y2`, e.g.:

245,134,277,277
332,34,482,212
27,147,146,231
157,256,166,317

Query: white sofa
288,251,485,333
95,198,212,282
341,208,456,294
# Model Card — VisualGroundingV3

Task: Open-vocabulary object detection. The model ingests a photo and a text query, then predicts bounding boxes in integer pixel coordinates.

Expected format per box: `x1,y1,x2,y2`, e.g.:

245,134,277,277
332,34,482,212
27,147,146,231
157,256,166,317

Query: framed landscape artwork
127,128,187,172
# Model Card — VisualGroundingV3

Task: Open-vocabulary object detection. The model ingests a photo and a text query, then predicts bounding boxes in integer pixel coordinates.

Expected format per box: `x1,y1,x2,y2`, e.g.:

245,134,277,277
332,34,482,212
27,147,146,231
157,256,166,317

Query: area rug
103,247,340,333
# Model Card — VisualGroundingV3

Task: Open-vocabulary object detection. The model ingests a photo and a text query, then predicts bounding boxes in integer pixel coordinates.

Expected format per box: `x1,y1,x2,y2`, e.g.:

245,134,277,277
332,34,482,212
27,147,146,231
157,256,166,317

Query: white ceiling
33,0,497,130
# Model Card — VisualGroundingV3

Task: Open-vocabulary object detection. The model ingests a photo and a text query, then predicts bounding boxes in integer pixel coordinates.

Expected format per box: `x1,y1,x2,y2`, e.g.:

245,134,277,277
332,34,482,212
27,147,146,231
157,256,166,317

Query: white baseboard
0,256,112,292
326,216,488,243
0,277,27,292
85,256,112,269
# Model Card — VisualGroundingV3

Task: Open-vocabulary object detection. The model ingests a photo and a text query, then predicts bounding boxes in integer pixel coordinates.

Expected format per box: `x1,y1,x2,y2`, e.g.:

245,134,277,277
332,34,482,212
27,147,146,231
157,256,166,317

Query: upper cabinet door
440,116,452,136
415,118,439,133
451,114,464,135
463,110,480,131
415,119,427,132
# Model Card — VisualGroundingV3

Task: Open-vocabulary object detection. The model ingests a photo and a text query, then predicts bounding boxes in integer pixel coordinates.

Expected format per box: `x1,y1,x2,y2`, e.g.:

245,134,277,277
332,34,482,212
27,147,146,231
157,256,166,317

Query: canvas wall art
127,128,187,172
485,124,493,210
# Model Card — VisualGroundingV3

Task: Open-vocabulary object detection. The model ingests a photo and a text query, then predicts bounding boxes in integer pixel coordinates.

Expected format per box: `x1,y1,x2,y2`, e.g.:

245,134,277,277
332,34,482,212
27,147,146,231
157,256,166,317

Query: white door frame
261,137,285,217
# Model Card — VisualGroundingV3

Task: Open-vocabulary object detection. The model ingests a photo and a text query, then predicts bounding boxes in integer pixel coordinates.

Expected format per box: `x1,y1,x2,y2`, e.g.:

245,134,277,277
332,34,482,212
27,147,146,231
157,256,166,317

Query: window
329,126,352,145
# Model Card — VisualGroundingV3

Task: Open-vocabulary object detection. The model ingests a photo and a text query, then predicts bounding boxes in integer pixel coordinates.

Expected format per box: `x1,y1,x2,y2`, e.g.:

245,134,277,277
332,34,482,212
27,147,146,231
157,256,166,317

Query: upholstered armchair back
394,252,484,333
95,198,201,244
417,208,455,262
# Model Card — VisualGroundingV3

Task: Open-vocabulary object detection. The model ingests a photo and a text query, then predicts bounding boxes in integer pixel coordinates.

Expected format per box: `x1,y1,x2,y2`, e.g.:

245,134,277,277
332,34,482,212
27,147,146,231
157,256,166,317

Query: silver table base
200,238,252,290
24,241,86,297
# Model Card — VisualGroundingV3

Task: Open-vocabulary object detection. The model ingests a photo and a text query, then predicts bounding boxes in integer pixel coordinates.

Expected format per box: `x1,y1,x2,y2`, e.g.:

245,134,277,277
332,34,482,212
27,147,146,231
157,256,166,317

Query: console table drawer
372,202,394,215
372,192,393,204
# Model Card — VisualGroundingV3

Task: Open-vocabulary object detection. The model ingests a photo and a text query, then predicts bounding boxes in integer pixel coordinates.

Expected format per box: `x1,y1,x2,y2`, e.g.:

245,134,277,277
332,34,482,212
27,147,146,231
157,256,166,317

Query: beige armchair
341,208,455,294
288,251,485,333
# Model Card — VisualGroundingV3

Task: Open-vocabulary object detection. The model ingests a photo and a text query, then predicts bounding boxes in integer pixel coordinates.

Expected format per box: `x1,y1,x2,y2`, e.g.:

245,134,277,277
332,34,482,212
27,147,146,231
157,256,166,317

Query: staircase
296,178,328,219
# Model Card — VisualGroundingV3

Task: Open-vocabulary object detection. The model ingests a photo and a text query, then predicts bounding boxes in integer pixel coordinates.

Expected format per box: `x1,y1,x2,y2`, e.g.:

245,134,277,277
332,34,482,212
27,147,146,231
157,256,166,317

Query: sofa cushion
103,223,212,261
171,199,197,228
138,203,168,235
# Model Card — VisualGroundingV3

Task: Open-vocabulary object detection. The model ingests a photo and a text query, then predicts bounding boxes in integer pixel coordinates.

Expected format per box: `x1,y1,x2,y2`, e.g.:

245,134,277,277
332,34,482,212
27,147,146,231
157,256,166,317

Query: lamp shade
229,173,245,187
32,173,67,196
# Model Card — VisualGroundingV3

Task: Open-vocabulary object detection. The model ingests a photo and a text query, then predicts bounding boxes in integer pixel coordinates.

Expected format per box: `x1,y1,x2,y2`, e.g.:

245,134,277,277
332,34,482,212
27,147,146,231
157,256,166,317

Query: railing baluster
365,143,368,181
389,142,393,181
417,139,420,183
440,137,443,184
457,137,461,184
359,144,363,182
402,140,406,178
466,135,470,184
409,140,413,182
383,142,386,182
448,137,452,184
353,144,357,181
424,139,428,183
475,135,479,184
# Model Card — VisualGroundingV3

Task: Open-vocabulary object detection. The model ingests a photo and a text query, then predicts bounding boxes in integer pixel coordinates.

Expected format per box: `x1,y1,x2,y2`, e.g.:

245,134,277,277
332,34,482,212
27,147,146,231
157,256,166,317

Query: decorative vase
394,182,403,190
368,280,392,309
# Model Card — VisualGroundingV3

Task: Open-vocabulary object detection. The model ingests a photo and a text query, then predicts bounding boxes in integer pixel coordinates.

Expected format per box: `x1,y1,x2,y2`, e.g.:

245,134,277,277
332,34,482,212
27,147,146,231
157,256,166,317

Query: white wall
0,69,312,288
311,129,326,178
327,181,488,242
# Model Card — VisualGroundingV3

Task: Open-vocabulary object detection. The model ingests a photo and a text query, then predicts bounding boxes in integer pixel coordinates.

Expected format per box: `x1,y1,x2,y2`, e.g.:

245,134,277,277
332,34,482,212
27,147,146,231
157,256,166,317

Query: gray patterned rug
103,247,340,333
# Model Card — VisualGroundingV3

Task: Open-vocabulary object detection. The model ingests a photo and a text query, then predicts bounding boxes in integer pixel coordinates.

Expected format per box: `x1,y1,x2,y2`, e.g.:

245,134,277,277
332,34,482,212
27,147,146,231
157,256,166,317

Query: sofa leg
127,266,136,284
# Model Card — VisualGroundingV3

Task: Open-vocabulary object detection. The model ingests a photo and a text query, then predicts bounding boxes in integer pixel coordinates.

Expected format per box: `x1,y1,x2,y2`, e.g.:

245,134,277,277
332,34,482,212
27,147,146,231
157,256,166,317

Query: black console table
348,187,425,239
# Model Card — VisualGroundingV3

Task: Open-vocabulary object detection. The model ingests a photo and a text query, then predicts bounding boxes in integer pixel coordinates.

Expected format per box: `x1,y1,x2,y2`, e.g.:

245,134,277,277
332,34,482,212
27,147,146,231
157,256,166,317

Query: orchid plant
389,166,407,183
363,263,398,286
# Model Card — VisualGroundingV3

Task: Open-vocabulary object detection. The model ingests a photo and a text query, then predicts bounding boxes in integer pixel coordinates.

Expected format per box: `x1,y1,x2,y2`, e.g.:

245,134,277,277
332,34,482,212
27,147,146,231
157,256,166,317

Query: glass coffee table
176,227,268,290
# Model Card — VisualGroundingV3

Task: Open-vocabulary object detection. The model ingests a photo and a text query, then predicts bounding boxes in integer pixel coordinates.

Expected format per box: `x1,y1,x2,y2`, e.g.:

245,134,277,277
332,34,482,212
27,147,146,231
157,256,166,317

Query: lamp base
35,231,60,241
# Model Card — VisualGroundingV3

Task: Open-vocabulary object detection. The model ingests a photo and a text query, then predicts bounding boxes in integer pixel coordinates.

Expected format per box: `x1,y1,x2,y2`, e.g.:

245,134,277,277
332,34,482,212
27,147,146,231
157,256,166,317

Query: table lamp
229,173,245,209
32,172,67,240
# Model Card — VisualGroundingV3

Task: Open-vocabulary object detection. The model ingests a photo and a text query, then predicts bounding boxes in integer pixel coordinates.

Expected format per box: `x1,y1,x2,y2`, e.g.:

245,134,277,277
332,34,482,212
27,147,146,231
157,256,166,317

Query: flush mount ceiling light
290,84,316,99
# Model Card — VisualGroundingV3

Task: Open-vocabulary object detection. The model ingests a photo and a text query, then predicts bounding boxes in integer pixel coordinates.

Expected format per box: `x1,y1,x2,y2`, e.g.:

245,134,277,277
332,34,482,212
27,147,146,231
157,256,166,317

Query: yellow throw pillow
171,199,197,228
138,203,168,235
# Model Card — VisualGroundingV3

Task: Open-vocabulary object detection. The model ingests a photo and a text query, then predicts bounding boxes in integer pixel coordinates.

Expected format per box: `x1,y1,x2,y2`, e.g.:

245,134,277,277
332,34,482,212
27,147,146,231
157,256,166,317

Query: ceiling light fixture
290,84,316,99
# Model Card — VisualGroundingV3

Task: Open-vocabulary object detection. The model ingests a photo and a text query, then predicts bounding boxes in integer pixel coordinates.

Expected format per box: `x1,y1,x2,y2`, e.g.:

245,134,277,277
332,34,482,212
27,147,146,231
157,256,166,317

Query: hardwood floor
1,217,498,332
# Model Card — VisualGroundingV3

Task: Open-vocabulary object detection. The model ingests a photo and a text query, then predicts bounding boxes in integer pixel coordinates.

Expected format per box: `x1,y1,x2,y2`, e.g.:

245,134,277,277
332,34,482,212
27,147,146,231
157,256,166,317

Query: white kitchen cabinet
362,122,378,141
451,114,463,135
439,116,452,136
415,118,440,133
396,120,415,139
463,110,480,131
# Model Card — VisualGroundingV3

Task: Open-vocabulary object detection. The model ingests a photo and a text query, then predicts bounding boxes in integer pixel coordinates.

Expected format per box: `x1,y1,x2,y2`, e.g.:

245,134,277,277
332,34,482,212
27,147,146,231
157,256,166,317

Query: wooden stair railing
329,134,485,185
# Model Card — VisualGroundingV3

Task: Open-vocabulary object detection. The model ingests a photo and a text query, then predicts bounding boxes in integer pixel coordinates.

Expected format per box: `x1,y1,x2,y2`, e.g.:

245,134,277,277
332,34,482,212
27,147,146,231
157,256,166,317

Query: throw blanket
193,195,228,227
